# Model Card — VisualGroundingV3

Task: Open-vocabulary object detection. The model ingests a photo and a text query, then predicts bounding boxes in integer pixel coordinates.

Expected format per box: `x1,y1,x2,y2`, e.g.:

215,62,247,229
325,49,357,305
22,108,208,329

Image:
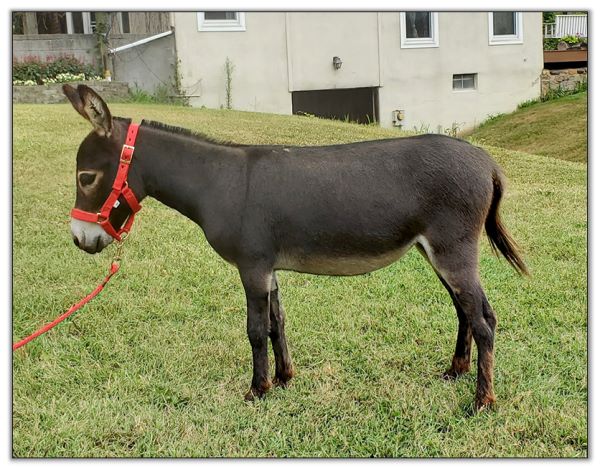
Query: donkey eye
79,172,97,187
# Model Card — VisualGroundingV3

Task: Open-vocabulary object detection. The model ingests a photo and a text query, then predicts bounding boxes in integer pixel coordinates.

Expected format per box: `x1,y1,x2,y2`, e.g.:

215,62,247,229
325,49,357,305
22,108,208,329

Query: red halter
70,123,142,242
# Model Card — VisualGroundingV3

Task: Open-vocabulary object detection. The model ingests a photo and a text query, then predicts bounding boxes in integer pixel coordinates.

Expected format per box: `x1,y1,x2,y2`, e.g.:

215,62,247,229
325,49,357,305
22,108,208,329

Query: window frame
400,12,439,49
452,73,477,92
197,12,246,32
488,12,523,45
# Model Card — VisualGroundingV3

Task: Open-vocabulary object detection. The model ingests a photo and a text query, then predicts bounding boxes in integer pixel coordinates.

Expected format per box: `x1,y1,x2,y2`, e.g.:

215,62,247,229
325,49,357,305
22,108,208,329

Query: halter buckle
120,145,135,164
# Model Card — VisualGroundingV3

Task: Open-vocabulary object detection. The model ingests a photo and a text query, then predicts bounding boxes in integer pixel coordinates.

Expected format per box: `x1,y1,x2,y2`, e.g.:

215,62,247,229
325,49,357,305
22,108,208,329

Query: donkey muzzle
70,218,114,254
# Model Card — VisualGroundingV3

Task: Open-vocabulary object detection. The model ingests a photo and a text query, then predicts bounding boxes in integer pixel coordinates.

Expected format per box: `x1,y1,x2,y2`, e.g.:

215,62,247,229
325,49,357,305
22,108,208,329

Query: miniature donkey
64,85,527,411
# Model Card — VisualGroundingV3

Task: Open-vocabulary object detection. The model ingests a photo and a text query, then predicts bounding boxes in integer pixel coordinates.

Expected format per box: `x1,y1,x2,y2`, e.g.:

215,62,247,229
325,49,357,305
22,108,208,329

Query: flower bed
12,55,102,86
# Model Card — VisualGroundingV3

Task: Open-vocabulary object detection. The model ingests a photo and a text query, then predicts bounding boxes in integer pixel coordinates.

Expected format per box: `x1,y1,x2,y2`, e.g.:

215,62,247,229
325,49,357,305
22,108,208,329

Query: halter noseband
71,123,142,242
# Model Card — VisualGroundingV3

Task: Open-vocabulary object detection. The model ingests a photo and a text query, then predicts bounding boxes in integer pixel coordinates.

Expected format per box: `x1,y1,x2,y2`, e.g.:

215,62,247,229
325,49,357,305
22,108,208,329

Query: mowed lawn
13,103,587,457
465,92,587,163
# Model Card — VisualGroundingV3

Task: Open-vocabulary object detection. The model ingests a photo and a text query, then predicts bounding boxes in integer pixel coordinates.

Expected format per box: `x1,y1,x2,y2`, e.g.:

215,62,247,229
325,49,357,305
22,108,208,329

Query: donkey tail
485,171,529,276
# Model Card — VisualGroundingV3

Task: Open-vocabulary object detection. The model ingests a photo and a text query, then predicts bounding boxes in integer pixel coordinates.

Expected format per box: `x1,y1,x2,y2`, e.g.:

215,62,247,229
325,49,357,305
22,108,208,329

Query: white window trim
197,12,246,32
400,12,439,49
488,12,523,45
65,12,93,34
117,12,126,34
82,12,93,34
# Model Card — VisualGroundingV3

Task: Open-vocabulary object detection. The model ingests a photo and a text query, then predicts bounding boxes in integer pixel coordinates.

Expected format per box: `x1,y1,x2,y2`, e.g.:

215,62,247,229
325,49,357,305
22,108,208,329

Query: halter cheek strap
71,123,142,242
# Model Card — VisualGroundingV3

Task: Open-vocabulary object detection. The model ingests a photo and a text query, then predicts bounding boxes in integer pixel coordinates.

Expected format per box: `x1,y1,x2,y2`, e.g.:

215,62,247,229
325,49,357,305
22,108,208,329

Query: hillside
466,92,587,163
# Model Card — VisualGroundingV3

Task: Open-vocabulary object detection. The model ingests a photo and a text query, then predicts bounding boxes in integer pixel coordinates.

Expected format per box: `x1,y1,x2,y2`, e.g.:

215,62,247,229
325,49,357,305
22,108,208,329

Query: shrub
12,55,100,85
544,38,560,50
561,34,582,45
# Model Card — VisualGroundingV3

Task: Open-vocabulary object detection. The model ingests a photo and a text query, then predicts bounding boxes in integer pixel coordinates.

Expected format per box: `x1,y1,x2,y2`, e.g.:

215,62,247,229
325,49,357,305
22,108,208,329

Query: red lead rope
14,124,142,351
12,259,120,351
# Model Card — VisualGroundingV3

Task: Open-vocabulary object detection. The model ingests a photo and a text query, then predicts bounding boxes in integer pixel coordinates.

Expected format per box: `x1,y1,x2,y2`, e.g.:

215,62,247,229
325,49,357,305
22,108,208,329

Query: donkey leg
437,274,473,380
239,267,273,401
269,273,294,387
417,244,473,379
419,238,497,410
452,281,496,410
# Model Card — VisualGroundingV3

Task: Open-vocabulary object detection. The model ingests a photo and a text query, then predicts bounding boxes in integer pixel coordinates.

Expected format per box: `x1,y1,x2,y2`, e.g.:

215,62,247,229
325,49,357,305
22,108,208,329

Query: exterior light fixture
333,56,343,70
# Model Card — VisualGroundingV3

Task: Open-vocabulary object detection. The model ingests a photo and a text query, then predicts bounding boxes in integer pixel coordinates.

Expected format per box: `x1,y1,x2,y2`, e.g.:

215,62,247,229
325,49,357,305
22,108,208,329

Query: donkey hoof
442,369,460,380
475,394,497,412
442,367,469,380
442,358,471,380
272,376,292,388
273,367,295,388
244,381,272,401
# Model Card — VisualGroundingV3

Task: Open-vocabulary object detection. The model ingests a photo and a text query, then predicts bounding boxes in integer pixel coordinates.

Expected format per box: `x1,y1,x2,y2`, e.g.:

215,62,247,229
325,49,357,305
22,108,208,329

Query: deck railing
544,14,587,39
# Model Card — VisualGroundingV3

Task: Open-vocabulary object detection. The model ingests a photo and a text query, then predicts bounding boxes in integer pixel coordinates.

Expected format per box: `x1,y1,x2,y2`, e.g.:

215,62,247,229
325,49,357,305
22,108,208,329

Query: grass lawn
12,103,587,457
465,92,588,163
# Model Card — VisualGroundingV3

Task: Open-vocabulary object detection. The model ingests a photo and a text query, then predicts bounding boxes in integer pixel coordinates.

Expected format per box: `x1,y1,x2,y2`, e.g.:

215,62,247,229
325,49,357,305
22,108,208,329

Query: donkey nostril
73,237,80,248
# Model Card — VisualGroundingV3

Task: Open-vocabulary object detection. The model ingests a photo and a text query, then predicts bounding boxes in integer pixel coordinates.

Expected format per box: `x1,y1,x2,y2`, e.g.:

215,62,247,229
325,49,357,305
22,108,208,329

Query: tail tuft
485,172,529,276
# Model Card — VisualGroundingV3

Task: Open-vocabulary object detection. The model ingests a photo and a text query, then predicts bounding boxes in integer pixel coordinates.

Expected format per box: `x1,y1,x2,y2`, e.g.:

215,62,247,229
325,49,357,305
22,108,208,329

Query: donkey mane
139,119,244,147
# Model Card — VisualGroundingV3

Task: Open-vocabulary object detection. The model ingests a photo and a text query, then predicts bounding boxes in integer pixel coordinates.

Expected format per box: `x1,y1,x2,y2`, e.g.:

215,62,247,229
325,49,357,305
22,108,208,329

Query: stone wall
13,81,129,104
541,67,587,96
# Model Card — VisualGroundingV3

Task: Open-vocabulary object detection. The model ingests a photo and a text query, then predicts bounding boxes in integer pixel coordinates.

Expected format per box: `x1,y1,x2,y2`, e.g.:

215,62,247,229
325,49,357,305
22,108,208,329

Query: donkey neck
132,123,245,225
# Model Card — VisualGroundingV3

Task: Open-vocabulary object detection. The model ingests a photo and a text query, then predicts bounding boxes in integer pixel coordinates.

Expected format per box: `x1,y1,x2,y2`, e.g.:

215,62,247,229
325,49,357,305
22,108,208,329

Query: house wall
285,12,380,91
126,12,171,34
172,12,291,113
377,12,543,131
173,12,544,131
109,33,176,93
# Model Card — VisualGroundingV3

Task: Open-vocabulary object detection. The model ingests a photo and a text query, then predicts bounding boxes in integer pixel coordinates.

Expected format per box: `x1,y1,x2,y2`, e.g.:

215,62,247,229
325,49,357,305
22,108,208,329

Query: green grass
465,92,588,163
13,103,587,457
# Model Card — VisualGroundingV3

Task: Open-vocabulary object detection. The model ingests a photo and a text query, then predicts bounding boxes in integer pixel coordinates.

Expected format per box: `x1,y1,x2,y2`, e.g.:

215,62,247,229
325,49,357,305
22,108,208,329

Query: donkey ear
62,84,113,137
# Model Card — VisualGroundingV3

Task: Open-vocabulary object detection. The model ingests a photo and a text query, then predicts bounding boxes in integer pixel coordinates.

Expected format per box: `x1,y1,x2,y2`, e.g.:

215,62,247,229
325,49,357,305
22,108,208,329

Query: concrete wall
173,12,544,131
13,34,99,67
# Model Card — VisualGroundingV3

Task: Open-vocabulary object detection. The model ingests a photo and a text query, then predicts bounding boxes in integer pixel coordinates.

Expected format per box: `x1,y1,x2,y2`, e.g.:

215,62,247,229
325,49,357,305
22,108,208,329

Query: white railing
556,15,587,38
544,14,587,38
543,23,556,38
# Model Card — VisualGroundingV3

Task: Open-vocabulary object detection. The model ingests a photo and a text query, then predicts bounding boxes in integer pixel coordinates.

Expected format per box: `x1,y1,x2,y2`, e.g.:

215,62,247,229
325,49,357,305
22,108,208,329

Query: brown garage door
292,87,379,125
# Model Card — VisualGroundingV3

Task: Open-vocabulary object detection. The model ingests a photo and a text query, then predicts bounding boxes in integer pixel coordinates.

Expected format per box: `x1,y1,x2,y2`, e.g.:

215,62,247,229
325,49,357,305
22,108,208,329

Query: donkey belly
275,241,415,276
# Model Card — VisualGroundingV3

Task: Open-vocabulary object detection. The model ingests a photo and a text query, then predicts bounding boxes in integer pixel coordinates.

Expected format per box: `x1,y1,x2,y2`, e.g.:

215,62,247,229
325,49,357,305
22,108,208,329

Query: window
197,12,246,31
36,12,68,34
12,12,24,34
120,12,130,34
453,73,477,91
89,12,98,32
400,12,439,48
70,12,85,33
488,12,523,45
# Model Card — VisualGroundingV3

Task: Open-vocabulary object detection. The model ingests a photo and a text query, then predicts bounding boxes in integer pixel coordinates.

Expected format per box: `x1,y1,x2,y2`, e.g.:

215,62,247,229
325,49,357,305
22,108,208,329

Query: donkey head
63,84,138,254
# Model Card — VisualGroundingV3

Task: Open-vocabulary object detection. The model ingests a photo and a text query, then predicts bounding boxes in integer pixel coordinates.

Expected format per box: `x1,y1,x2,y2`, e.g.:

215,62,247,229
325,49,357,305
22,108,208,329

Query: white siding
172,11,543,131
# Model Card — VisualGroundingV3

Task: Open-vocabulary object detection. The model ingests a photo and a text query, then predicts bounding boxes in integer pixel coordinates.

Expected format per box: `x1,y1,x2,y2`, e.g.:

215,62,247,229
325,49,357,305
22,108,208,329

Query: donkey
63,85,527,410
